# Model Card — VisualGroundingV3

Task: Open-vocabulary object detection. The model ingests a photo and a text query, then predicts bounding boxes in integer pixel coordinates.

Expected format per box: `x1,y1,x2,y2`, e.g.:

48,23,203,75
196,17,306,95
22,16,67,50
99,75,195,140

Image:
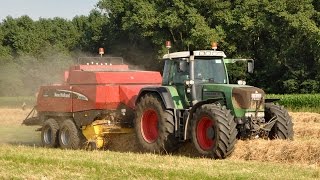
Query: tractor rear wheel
41,118,59,148
265,103,294,140
192,104,237,159
58,119,84,149
135,94,178,153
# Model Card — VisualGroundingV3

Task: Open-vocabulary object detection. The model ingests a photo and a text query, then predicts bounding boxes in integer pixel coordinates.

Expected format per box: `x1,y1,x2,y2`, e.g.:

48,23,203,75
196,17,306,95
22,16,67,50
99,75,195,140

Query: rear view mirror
178,61,188,72
247,60,254,73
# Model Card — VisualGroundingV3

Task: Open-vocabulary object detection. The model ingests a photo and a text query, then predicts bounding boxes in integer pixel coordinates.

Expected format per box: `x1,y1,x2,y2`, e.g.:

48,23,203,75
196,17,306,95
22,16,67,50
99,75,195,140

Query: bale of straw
290,112,320,123
231,140,320,165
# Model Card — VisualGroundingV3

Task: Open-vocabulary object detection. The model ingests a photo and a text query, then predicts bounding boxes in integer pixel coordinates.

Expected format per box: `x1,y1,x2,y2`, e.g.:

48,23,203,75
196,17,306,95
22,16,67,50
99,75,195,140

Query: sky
0,0,99,21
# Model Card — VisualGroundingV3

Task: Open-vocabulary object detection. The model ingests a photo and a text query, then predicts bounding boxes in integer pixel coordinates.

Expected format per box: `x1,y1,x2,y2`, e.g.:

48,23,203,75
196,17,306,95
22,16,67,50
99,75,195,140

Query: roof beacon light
211,42,218,51
99,48,104,57
166,41,171,49
166,41,171,55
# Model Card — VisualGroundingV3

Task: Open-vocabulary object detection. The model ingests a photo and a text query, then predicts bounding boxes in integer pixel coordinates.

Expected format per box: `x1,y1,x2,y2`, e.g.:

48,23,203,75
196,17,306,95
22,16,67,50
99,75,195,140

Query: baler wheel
265,103,294,140
59,119,84,149
41,118,59,148
191,104,237,159
135,94,178,153
85,141,97,151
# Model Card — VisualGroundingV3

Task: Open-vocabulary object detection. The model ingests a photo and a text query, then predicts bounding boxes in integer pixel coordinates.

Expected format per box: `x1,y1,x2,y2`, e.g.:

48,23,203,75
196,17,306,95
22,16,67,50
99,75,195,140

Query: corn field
267,94,320,112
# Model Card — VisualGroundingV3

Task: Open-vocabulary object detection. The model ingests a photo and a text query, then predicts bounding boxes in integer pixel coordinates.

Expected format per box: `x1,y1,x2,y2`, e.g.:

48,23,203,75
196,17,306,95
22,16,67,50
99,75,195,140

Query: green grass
0,125,41,146
0,96,35,108
1,125,320,179
0,145,319,179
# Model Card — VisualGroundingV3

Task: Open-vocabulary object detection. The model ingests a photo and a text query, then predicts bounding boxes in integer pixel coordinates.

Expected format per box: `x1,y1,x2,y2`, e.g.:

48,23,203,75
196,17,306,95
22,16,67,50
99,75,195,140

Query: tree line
0,0,319,96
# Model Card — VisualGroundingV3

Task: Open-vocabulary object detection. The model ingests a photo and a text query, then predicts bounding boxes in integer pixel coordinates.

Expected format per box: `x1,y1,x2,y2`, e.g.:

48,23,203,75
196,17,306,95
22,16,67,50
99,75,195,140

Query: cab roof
163,50,226,59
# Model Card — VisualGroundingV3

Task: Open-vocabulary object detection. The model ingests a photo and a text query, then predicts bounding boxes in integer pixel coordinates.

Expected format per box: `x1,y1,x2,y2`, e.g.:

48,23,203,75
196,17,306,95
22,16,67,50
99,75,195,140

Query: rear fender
136,87,176,109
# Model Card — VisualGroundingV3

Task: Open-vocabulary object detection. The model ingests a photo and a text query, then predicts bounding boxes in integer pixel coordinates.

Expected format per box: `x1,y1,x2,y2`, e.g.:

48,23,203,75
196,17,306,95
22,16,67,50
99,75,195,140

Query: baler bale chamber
23,57,162,149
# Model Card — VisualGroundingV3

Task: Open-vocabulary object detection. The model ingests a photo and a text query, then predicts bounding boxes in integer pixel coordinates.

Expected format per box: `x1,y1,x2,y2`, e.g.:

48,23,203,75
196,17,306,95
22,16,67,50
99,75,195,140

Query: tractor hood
200,84,265,117
201,84,264,98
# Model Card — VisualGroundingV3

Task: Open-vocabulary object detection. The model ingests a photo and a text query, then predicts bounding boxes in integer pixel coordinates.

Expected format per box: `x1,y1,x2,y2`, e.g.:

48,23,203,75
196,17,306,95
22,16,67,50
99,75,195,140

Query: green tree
98,0,225,50
224,0,320,93
73,10,111,52
1,16,45,56
37,17,80,51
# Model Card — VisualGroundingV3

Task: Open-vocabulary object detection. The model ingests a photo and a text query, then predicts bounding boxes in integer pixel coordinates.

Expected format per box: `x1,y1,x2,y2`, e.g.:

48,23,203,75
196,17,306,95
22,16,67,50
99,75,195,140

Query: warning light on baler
99,48,104,56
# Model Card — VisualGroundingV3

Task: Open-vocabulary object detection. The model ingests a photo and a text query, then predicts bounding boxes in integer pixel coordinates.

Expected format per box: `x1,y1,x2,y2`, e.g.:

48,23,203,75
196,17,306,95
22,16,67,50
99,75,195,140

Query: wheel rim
43,127,52,144
196,116,215,150
60,128,70,146
141,109,159,143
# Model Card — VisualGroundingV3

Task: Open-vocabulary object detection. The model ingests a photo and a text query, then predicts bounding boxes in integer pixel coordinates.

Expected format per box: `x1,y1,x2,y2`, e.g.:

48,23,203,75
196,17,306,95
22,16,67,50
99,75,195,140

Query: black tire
265,103,294,140
41,118,59,148
85,141,97,151
58,119,84,149
191,104,237,159
135,94,178,153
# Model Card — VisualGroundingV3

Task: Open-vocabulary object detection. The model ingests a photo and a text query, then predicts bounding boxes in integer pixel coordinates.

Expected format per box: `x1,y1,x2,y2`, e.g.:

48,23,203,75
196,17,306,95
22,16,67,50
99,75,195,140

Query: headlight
185,80,194,86
237,80,246,85
245,112,265,117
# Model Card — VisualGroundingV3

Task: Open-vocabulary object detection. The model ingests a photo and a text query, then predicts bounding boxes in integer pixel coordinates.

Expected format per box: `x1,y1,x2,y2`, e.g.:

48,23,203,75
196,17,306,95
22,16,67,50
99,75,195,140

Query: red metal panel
119,85,147,109
64,71,69,82
94,85,120,110
68,70,162,85
68,71,97,85
75,65,129,71
36,85,72,112
71,85,97,112
95,71,162,84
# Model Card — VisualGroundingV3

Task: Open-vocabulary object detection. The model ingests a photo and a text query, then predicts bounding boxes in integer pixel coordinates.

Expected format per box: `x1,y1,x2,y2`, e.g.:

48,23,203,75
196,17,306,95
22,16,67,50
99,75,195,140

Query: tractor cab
162,51,229,85
162,49,256,110
162,50,229,107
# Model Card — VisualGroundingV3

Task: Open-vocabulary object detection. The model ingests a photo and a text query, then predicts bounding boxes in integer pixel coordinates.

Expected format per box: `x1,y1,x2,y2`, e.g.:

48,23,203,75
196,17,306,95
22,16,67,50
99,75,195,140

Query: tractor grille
232,87,265,110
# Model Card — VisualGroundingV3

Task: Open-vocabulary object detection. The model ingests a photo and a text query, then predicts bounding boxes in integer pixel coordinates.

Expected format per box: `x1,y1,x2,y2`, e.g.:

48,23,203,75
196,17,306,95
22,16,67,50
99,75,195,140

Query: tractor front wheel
192,104,237,159
265,103,294,140
41,118,59,148
135,94,178,153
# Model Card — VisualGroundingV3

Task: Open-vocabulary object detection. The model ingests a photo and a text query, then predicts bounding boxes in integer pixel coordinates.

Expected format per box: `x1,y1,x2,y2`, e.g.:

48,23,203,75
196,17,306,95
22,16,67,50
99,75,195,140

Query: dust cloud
0,51,73,96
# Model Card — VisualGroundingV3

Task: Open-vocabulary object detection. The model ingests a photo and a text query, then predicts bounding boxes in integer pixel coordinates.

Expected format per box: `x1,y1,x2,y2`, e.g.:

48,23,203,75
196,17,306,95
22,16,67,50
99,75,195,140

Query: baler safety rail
77,57,124,65
22,106,40,126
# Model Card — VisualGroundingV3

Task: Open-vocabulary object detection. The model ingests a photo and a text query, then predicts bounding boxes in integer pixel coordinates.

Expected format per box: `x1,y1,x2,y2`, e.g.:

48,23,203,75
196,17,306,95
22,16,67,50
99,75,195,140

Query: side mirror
247,60,254,73
178,61,188,72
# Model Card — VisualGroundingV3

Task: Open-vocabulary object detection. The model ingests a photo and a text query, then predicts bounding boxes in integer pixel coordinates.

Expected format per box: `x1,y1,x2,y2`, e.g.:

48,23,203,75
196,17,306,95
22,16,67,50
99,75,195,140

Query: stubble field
1,108,320,179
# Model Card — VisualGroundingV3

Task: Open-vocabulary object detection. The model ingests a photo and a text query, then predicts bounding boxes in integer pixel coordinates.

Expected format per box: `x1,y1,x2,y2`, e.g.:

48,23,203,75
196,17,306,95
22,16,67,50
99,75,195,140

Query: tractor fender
183,98,224,140
136,87,175,109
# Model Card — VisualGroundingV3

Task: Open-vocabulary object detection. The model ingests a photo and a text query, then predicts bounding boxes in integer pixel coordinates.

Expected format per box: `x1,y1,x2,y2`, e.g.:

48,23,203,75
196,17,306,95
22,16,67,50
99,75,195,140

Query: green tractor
134,48,293,158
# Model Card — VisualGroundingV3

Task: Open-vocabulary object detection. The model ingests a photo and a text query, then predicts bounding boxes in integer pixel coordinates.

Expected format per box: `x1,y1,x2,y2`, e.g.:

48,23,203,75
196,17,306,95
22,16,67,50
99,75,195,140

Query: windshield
194,59,227,84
